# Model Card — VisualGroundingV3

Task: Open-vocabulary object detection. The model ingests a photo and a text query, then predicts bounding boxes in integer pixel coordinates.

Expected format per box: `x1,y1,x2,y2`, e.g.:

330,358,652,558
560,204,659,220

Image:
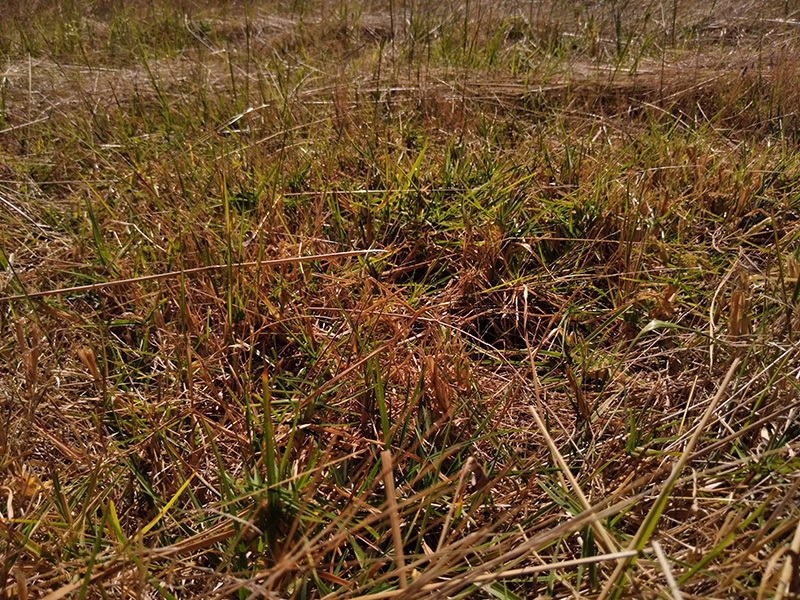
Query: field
2,0,800,597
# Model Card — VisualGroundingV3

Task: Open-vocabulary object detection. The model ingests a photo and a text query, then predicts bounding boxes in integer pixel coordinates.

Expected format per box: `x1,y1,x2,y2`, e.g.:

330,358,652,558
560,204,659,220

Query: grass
1,0,800,597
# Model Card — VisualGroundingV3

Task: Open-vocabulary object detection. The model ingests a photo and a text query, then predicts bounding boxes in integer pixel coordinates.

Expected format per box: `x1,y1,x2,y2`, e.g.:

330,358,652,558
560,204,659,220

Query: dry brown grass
1,0,800,598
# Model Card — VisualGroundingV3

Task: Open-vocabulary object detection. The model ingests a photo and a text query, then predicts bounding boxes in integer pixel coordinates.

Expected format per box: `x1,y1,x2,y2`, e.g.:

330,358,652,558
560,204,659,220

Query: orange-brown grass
1,0,800,598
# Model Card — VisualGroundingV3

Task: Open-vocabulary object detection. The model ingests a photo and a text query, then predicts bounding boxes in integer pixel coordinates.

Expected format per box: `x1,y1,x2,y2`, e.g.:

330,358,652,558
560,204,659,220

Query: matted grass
2,0,800,598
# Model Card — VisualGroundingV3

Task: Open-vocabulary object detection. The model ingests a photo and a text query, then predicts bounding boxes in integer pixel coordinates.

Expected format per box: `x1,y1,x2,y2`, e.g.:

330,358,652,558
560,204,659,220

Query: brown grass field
2,0,800,597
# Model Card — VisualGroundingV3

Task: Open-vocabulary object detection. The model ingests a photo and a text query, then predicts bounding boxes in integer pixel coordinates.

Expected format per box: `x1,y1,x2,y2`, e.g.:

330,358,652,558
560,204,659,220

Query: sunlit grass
1,0,800,598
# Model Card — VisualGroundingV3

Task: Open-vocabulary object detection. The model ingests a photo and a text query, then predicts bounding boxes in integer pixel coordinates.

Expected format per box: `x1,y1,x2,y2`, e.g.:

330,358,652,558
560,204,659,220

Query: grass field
2,0,800,597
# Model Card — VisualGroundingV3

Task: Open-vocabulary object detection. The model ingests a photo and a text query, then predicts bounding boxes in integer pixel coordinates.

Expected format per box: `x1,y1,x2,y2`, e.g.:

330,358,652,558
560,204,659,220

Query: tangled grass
2,0,800,597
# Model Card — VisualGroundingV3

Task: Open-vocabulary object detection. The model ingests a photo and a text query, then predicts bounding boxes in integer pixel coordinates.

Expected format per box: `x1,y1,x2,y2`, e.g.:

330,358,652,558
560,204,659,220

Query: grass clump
2,0,800,598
